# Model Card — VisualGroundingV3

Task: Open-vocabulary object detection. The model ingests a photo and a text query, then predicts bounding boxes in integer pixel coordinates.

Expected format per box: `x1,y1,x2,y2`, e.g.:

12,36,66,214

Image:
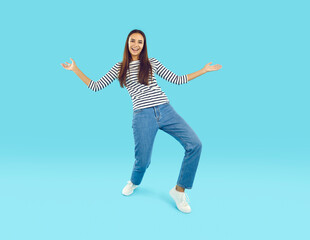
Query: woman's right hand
61,58,77,71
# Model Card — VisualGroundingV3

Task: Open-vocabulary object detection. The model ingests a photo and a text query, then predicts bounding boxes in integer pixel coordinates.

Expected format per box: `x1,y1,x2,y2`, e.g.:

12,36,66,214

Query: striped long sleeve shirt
88,57,188,110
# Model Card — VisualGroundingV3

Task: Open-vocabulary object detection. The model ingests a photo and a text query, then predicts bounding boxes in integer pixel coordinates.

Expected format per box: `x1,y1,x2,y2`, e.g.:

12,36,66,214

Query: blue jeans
130,102,202,189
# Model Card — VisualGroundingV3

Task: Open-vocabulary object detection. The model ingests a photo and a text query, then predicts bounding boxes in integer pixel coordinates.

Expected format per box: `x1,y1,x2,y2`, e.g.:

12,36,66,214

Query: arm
73,67,92,86
61,58,120,91
86,62,120,92
153,58,188,85
187,69,207,82
187,62,223,81
61,58,92,86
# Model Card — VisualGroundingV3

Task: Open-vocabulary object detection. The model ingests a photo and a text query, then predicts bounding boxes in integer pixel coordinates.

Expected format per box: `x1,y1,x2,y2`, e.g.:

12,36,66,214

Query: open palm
203,62,222,73
60,58,77,71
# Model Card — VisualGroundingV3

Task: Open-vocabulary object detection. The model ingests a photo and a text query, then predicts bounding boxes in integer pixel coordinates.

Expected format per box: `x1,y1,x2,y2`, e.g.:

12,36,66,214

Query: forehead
129,33,144,41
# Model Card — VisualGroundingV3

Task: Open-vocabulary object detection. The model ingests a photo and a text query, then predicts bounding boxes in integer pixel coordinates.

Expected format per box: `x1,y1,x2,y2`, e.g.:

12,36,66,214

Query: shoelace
180,192,190,206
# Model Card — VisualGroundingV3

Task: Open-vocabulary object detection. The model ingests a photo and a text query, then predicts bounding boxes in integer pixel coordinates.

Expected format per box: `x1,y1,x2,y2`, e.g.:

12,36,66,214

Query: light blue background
0,0,309,239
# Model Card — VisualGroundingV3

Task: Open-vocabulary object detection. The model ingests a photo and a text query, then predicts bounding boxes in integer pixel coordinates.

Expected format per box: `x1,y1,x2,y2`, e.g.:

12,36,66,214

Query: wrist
202,69,208,74
72,66,79,73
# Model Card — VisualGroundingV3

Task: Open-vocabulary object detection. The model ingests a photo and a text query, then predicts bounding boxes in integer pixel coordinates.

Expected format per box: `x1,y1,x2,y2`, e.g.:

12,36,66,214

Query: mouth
131,47,139,52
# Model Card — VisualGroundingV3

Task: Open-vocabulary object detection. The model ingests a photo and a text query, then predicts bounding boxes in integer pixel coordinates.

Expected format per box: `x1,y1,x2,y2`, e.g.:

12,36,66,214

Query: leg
176,185,185,192
130,109,159,185
159,104,202,190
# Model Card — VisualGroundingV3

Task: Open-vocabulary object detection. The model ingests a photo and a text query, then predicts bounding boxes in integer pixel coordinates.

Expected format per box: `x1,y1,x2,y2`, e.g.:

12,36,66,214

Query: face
128,33,144,59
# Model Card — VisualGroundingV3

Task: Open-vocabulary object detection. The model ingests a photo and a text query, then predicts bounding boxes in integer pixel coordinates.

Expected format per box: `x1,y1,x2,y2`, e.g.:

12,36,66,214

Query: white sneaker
122,180,138,196
169,187,191,213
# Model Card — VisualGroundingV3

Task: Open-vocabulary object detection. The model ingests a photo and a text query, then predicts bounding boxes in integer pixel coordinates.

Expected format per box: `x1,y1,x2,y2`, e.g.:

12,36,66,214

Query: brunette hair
118,29,153,88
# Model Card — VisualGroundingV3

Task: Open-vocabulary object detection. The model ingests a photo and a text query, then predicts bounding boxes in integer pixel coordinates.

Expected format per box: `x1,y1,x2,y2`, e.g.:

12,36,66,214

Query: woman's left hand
202,62,222,73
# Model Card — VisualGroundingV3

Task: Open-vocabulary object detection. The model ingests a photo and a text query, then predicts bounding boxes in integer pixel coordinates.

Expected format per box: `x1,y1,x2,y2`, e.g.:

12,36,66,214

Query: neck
132,56,139,61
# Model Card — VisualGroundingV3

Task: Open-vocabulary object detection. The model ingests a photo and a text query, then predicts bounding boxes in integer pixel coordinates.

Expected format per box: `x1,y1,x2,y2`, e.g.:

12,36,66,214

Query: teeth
132,48,139,51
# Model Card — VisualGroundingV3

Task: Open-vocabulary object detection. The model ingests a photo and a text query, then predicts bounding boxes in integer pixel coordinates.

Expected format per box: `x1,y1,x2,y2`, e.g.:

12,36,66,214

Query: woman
61,29,222,214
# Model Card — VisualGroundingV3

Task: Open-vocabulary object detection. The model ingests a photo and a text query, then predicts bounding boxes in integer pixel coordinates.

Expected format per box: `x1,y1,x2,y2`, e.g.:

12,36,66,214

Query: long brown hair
118,29,153,88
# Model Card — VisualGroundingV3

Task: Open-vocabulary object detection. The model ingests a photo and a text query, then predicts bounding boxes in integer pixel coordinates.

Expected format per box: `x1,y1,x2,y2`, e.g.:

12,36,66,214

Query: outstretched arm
187,62,222,82
61,58,92,86
61,58,120,92
153,58,188,85
73,66,92,86
87,62,120,92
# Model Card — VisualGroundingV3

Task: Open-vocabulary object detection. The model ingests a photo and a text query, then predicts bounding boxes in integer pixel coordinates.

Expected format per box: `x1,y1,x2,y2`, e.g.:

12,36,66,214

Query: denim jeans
130,102,202,189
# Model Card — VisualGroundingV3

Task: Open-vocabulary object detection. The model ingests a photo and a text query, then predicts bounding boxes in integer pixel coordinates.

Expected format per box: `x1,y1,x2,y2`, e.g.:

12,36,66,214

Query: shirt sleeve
88,62,120,92
152,57,188,85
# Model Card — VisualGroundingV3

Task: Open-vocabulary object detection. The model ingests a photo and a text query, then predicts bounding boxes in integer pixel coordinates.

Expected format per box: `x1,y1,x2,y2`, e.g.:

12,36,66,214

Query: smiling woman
60,28,222,214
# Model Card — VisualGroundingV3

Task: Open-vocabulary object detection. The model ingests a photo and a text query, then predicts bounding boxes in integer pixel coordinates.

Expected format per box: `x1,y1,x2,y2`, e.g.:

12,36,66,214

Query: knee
186,138,202,152
195,139,202,152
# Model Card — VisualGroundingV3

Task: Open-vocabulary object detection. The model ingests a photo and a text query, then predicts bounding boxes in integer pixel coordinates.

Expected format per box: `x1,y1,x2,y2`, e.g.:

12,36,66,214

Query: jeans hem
176,182,192,190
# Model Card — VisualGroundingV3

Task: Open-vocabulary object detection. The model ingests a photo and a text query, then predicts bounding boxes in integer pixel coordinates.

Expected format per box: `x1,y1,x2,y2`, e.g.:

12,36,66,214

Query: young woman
61,29,222,214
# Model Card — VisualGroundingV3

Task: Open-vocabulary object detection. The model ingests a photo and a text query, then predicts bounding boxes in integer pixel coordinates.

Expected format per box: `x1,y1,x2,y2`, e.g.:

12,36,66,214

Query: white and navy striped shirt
88,57,188,110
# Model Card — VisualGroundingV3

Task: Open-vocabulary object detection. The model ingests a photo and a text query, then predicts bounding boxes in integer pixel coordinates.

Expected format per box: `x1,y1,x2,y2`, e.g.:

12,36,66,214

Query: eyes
131,40,143,44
